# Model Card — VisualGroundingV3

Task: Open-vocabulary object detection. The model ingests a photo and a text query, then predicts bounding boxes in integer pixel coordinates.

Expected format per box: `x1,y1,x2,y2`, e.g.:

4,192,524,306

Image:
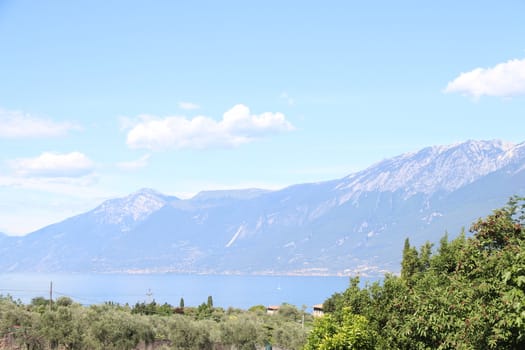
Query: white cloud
11,152,95,178
0,108,80,138
444,58,525,98
125,104,295,151
178,101,200,110
117,154,151,170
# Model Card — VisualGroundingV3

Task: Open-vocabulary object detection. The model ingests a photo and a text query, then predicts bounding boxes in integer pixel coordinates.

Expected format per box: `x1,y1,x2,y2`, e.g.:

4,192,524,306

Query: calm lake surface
0,274,373,311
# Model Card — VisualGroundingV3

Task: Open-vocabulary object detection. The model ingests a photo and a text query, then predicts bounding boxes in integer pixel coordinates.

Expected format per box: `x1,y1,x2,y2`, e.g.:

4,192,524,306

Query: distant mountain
1,140,524,276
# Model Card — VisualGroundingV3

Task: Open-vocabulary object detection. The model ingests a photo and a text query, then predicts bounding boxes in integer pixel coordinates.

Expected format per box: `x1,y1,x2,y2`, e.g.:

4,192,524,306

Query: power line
0,288,49,294
49,281,53,311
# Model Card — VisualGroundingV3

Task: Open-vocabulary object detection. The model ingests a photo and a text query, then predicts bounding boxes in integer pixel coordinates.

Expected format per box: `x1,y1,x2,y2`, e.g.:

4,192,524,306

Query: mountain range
1,139,524,276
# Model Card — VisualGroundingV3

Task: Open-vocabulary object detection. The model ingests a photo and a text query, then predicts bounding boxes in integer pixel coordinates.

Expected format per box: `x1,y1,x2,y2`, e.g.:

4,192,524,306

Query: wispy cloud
0,174,98,190
0,176,105,235
117,154,151,170
178,101,201,110
280,92,295,106
0,108,80,138
125,104,295,151
444,58,525,98
10,152,95,178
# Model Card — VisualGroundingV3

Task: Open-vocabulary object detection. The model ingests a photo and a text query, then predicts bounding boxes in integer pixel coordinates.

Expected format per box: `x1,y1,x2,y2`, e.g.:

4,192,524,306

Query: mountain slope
0,140,523,276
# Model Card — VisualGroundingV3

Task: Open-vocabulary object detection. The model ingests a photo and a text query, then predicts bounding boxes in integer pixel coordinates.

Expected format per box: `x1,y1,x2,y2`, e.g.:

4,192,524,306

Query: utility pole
146,288,153,303
49,281,53,311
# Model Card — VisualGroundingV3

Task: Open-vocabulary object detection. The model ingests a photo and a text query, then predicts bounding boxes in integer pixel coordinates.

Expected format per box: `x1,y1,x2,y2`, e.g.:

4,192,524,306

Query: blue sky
1,0,524,235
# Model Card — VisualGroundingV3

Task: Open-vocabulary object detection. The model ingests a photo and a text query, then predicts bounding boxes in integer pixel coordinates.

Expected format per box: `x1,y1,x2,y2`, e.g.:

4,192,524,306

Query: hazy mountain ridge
1,139,524,276
91,188,179,229
336,140,515,199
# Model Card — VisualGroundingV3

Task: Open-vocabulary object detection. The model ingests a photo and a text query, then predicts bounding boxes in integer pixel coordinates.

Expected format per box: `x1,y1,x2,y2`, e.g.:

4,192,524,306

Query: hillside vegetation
0,296,309,350
2,140,523,276
306,196,525,349
1,197,524,349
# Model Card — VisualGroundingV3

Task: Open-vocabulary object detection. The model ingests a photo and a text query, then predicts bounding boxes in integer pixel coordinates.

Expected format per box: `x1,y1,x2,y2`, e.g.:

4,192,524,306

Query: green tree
167,315,212,350
272,320,306,350
87,307,154,350
401,238,419,281
220,315,259,350
316,197,525,349
39,306,85,349
418,241,433,272
248,305,266,315
277,303,301,322
304,308,375,350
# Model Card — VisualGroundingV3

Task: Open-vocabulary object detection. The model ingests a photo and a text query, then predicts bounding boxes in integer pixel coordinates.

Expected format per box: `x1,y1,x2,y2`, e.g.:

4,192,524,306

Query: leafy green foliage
132,300,173,316
0,296,309,349
320,196,525,349
3,197,523,349
304,308,375,350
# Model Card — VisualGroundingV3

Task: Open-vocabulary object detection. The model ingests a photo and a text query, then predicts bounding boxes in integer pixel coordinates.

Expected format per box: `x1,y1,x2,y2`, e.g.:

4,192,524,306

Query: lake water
0,274,371,311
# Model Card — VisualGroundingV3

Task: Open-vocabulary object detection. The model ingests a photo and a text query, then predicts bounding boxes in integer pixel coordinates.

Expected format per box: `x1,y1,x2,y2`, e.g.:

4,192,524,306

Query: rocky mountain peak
336,139,519,201
92,188,172,228
191,188,271,201
0,139,523,275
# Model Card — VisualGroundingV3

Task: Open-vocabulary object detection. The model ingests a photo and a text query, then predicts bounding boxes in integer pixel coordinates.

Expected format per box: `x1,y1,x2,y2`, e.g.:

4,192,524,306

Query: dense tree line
0,295,309,349
3,197,524,349
306,196,525,349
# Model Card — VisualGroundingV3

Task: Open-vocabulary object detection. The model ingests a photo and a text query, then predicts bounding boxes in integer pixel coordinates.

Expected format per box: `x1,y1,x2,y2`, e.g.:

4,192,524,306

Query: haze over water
0,273,364,311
